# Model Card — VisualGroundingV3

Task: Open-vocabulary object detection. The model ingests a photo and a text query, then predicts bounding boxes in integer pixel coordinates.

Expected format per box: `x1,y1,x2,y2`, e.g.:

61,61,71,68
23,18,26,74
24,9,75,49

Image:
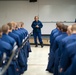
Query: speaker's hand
59,68,63,73
36,25,39,28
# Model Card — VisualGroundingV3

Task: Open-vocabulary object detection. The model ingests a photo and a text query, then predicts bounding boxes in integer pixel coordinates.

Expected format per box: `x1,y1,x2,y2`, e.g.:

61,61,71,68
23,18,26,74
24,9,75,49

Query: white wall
0,0,76,34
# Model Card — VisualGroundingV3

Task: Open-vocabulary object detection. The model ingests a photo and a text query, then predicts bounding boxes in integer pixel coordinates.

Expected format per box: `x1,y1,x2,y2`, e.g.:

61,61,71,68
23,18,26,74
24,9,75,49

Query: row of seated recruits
0,22,31,75
46,22,76,75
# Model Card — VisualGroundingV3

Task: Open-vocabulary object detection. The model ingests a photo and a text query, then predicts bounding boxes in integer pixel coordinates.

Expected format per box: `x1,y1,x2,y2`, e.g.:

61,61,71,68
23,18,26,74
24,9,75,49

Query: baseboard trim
30,43,50,46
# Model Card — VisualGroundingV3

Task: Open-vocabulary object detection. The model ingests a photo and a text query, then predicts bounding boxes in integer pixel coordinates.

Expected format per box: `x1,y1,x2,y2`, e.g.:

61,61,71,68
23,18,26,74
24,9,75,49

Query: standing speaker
29,0,37,2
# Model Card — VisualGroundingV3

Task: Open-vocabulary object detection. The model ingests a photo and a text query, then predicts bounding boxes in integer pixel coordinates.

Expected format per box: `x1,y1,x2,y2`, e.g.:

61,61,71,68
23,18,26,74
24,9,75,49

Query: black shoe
41,43,43,48
35,44,38,47
46,69,53,73
41,45,43,48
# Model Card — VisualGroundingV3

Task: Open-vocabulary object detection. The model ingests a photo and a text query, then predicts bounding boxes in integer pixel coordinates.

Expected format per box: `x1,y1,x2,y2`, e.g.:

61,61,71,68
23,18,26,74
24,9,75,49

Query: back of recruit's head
61,25,68,32
56,22,64,31
67,25,72,36
20,22,24,28
0,27,2,38
2,24,9,34
7,22,13,30
71,23,76,32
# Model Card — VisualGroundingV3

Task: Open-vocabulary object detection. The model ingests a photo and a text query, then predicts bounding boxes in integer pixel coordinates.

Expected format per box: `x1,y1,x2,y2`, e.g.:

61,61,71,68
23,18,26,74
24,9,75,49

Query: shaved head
11,22,17,30
61,25,68,32
0,27,2,32
20,22,24,28
67,25,72,35
2,24,9,34
72,24,76,31
7,22,13,30
0,27,2,37
56,22,64,30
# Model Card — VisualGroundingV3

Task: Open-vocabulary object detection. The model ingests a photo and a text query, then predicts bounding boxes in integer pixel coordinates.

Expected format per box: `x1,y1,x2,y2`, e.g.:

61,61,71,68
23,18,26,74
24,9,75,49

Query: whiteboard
0,1,76,34
39,5,76,22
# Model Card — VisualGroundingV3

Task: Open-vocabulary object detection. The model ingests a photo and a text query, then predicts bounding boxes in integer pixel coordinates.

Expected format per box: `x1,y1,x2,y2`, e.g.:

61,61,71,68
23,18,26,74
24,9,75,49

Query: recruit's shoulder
53,30,59,37
1,40,12,50
66,42,76,51
58,32,67,39
9,32,19,39
8,35,15,41
62,35,69,43
52,28,58,32
55,35,61,41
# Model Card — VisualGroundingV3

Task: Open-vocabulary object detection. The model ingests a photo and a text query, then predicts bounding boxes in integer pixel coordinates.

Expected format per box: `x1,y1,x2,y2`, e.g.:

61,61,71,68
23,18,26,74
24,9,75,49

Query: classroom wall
0,0,76,34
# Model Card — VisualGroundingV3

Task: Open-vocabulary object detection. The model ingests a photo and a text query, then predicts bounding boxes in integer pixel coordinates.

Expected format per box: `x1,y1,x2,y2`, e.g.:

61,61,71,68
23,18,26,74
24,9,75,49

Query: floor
23,46,53,75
